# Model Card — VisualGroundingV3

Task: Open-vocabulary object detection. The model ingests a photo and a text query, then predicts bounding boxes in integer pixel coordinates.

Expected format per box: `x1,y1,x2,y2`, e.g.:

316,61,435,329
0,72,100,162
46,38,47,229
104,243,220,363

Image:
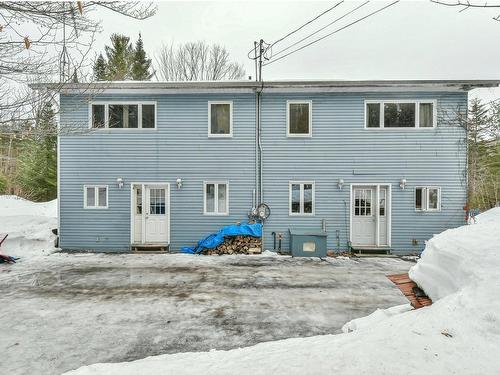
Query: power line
270,1,369,60
267,0,344,49
247,1,343,60
263,0,400,67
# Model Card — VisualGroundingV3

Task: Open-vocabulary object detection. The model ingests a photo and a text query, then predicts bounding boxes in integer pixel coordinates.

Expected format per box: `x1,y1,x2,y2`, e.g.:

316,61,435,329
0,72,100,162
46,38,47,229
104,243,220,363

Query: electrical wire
247,1,343,60
269,1,369,60
264,0,400,66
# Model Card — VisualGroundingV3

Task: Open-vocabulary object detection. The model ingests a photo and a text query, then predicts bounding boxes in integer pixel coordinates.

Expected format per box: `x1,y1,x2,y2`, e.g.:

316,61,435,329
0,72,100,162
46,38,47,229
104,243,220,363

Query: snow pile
342,304,412,333
64,208,500,375
0,195,57,259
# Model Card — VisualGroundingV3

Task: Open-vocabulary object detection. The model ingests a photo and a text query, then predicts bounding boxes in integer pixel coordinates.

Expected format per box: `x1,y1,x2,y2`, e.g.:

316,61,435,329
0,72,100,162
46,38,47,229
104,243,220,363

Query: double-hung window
287,100,312,136
415,187,441,212
204,182,229,215
90,102,156,129
208,101,232,137
289,182,315,215
84,185,108,209
365,100,436,128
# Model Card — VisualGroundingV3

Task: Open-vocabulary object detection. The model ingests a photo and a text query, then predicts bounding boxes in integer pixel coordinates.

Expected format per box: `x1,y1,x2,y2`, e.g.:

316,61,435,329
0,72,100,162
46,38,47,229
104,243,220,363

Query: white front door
145,185,169,243
352,187,376,246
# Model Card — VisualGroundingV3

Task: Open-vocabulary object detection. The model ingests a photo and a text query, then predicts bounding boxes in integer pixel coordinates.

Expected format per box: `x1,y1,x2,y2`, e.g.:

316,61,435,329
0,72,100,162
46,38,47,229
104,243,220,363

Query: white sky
93,0,500,101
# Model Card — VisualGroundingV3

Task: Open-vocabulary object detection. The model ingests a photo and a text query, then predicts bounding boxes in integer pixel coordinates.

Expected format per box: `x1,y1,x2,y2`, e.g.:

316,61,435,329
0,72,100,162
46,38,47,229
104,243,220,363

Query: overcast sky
94,0,500,101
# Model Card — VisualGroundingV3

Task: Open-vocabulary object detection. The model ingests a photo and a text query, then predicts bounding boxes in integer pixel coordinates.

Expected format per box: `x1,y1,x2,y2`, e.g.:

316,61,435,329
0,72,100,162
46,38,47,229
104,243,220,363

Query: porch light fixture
116,177,124,189
337,178,344,190
400,178,407,190
176,178,183,189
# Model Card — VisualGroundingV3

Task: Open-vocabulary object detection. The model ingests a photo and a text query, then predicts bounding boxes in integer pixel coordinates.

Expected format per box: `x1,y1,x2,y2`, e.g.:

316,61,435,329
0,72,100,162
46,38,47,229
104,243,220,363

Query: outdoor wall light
337,178,344,190
400,178,407,190
176,178,183,189
116,177,124,189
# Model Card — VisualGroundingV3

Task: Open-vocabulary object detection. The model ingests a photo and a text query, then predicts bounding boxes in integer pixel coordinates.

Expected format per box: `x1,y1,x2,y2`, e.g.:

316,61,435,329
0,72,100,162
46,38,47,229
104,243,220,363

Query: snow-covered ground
0,195,57,259
0,195,412,375
64,208,500,375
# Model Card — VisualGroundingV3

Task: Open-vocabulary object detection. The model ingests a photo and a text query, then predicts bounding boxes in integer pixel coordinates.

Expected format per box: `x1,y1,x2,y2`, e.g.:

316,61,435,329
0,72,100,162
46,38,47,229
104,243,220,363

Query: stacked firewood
202,236,262,255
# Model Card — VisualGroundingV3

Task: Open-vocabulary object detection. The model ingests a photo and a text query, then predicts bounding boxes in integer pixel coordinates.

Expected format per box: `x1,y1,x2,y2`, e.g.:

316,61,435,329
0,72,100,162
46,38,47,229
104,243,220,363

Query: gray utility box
289,229,327,257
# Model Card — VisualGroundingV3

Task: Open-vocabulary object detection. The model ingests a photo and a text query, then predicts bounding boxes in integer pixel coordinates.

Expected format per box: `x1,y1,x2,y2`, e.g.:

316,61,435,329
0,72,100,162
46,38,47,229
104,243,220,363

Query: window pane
98,187,107,207
218,184,227,213
109,104,138,128
415,188,423,210
136,187,142,214
206,184,215,213
379,190,386,216
419,103,434,128
304,184,313,214
210,104,230,135
289,103,310,134
291,184,300,213
428,188,439,210
86,187,95,207
92,105,105,128
142,104,155,128
384,103,415,128
367,103,380,128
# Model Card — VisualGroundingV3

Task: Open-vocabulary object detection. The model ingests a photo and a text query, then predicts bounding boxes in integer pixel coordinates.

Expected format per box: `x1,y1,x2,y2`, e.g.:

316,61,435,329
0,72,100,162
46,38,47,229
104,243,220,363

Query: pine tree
93,53,107,81
105,34,133,80
16,102,57,201
131,33,152,80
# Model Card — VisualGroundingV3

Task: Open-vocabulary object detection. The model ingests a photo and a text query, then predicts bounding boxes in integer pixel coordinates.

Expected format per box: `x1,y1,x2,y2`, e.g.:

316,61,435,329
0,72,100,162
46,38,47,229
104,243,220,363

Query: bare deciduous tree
0,2,156,123
156,41,246,81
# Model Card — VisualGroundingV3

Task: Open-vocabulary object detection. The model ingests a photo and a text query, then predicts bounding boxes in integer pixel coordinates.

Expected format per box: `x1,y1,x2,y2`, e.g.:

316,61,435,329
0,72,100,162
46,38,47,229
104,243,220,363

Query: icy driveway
0,253,411,375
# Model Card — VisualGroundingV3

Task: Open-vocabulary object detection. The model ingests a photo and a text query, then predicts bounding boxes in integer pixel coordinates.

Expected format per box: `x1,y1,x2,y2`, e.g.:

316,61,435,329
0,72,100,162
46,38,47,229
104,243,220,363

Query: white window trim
89,101,157,129
414,186,441,212
83,185,109,209
289,181,315,216
203,181,229,215
287,100,312,137
208,101,233,138
364,99,437,129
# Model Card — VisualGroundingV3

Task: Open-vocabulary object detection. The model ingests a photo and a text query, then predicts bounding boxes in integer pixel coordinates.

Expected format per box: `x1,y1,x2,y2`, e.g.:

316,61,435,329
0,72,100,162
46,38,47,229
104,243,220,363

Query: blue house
32,79,499,254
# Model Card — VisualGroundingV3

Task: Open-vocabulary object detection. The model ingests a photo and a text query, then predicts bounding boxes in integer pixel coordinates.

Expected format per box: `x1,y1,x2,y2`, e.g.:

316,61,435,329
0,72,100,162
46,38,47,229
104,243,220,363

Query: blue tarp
181,223,262,254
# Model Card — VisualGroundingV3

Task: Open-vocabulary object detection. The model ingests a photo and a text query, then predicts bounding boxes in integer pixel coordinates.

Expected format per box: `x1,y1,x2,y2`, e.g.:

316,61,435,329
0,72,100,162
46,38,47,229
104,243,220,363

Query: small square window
204,182,229,215
415,187,441,212
84,186,108,209
289,182,315,215
288,101,311,136
209,102,232,137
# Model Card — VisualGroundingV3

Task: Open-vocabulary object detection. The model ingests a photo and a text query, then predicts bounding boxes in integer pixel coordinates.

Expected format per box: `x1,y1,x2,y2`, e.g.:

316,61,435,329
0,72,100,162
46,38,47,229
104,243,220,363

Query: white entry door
352,187,376,246
145,185,169,244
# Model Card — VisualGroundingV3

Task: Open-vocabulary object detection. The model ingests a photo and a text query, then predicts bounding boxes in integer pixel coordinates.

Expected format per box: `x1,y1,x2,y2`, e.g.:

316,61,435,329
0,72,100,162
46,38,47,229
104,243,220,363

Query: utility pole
258,39,264,82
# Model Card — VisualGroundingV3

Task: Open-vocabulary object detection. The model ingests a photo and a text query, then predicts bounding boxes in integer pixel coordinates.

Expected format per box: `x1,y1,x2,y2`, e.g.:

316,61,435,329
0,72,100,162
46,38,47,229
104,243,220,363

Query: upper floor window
415,186,441,212
365,100,436,129
204,182,229,215
84,185,108,209
287,100,312,137
289,181,315,215
90,102,156,129
208,101,232,137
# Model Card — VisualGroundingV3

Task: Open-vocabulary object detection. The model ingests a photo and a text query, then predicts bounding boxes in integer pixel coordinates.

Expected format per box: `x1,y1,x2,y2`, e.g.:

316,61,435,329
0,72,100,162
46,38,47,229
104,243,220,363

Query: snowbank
0,195,57,259
64,208,500,375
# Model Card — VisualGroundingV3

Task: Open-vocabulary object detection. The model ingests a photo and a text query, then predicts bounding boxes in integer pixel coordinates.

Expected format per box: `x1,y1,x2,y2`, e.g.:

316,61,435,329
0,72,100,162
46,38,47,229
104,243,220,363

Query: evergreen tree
105,34,133,80
93,53,108,81
131,34,153,80
16,102,57,201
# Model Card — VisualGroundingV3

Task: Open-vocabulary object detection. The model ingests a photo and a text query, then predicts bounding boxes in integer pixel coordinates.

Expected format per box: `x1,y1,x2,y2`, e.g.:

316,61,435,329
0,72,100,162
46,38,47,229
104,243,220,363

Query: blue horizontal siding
58,90,467,254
